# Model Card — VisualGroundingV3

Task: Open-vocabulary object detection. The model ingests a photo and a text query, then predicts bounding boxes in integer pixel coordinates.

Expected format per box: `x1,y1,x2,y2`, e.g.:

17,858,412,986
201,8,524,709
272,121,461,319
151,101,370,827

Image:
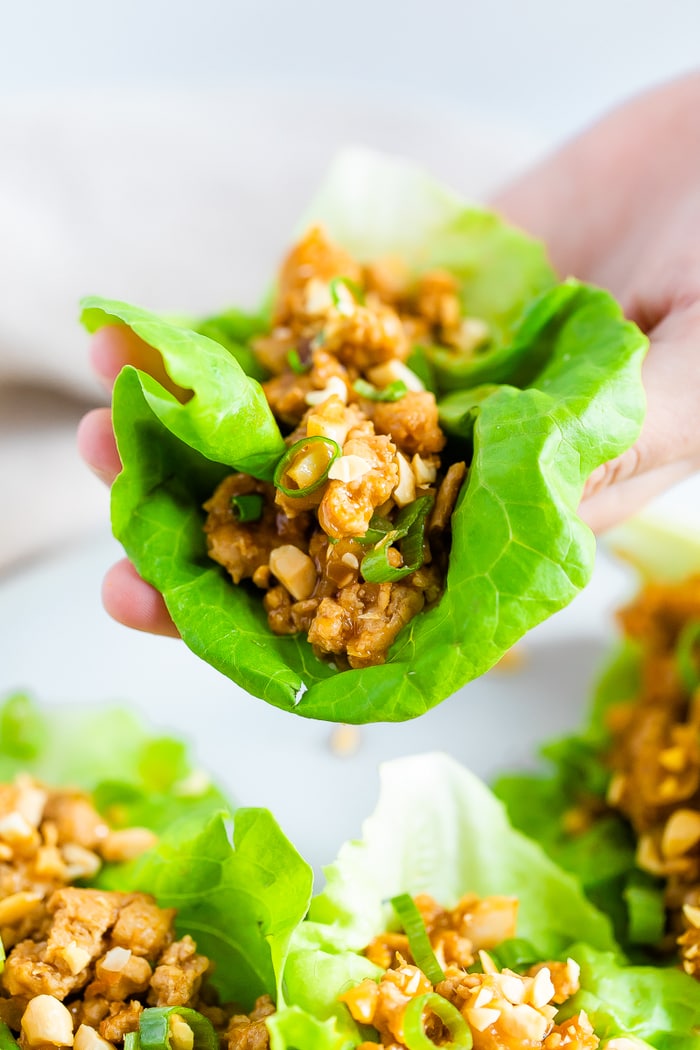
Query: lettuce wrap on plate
0,694,313,1050
81,150,647,724
270,752,700,1049
1,698,697,1048
494,520,700,965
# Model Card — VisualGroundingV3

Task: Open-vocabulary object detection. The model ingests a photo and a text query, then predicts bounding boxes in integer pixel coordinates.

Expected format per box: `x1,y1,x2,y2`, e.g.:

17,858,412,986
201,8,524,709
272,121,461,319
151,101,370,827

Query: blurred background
1,0,699,864
2,0,700,568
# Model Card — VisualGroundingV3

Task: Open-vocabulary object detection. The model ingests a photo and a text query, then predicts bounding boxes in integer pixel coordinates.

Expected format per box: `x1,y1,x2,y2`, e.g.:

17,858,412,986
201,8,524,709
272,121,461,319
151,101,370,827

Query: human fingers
580,303,700,530
102,559,180,638
580,457,697,534
90,325,183,397
77,407,121,486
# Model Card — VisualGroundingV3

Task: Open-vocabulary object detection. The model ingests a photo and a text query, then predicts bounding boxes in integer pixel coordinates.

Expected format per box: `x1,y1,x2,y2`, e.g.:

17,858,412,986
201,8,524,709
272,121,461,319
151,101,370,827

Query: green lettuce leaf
0,694,314,1012
493,642,665,952
270,755,700,1049
82,150,647,723
104,808,313,1010
0,692,227,836
563,943,700,1049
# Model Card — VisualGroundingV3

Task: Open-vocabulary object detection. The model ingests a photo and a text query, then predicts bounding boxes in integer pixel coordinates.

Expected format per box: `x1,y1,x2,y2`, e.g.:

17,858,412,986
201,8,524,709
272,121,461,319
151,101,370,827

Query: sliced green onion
0,1022,19,1050
676,619,700,693
489,938,539,972
361,496,434,583
287,347,311,374
353,378,408,402
231,493,264,522
329,275,365,309
273,436,341,498
403,993,473,1050
123,1033,140,1050
354,513,394,546
139,1008,219,1050
391,893,444,984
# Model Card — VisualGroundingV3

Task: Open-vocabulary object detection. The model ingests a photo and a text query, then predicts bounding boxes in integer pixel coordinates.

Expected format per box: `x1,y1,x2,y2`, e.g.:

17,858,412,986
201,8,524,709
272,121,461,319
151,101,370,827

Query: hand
78,326,180,637
80,74,700,635
493,71,700,532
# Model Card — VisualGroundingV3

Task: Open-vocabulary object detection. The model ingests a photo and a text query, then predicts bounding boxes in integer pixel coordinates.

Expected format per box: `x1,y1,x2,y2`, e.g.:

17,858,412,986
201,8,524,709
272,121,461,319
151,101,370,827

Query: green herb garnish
353,378,408,402
391,893,445,984
274,436,341,498
231,493,264,522
329,275,365,310
403,993,472,1050
287,347,311,374
139,1008,218,1050
360,496,433,583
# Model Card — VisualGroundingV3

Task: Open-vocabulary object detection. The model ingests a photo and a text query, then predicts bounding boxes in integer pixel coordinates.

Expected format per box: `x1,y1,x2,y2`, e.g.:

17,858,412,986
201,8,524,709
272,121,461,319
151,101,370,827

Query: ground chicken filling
339,893,598,1050
203,226,487,668
0,776,273,1050
565,575,700,977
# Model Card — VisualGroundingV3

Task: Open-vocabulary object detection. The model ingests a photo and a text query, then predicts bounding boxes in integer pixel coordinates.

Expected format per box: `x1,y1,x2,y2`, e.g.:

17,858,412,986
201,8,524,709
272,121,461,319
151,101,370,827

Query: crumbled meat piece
263,587,319,635
318,432,398,539
323,301,409,371
3,939,83,1000
87,952,152,1001
46,889,123,974
98,1000,143,1042
110,895,175,959
225,995,275,1050
261,372,315,426
69,996,111,1030
148,936,210,1007
42,793,109,851
369,391,446,457
272,225,363,327
414,269,461,331
308,581,424,668
204,475,311,584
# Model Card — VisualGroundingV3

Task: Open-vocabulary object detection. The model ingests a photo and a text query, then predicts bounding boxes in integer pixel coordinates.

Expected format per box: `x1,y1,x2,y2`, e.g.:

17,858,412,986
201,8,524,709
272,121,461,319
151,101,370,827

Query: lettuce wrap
269,753,700,1049
0,693,314,1012
2,699,698,1047
494,520,700,959
80,150,647,724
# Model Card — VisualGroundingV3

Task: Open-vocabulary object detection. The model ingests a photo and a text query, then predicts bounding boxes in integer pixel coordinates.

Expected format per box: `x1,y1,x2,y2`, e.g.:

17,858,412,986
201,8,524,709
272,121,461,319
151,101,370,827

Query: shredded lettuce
80,150,648,723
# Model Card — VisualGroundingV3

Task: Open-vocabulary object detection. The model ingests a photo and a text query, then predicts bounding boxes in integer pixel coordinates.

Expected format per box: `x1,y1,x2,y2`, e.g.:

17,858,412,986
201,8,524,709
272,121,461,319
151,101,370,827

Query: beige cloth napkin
0,89,543,573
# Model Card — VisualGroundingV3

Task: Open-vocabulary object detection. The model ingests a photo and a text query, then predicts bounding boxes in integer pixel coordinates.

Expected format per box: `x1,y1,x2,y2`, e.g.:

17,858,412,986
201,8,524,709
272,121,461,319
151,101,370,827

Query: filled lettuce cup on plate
0,695,313,1050
81,150,647,722
1,697,697,1049
495,520,700,971
271,753,700,1049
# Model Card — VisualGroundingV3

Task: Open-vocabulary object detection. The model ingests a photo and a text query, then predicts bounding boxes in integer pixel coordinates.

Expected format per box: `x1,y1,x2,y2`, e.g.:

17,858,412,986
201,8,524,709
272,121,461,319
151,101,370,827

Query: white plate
0,524,638,873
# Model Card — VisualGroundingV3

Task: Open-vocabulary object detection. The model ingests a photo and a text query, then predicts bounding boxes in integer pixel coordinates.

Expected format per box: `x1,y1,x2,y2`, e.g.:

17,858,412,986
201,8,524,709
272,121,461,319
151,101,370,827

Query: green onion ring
329,275,365,308
273,436,341,498
139,1007,219,1050
403,993,473,1050
287,347,311,374
230,493,264,522
391,893,445,983
353,378,408,402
